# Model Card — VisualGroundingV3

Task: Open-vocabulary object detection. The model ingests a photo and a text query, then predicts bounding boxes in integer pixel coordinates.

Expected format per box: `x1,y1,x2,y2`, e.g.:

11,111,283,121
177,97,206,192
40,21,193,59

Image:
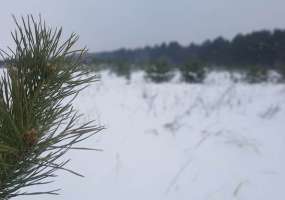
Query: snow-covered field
26,71,285,200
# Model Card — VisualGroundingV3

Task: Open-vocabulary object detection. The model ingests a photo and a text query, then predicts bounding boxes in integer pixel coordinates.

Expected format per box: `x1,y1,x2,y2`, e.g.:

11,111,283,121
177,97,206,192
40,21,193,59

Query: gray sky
0,0,285,52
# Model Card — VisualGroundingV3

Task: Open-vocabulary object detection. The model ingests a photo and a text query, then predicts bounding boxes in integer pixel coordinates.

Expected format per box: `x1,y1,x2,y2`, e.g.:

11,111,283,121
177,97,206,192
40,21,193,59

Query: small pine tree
0,15,103,199
112,61,131,80
145,57,174,83
245,65,268,83
180,59,206,83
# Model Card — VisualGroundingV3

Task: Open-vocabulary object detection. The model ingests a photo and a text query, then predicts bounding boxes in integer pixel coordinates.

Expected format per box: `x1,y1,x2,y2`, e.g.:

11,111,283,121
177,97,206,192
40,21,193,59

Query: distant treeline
93,29,285,67
84,29,285,83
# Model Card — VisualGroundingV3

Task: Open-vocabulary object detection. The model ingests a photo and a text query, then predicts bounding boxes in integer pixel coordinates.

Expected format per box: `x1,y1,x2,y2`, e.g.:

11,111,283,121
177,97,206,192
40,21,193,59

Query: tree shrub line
85,28,285,83
85,59,283,84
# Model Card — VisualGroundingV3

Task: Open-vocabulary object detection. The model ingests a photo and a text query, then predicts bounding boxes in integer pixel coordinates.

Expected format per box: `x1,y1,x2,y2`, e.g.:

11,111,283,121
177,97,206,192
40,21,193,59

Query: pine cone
23,128,38,147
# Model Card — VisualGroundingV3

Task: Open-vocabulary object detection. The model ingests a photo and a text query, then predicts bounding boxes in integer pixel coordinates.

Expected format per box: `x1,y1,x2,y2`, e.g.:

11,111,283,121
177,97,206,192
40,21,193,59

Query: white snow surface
23,71,285,200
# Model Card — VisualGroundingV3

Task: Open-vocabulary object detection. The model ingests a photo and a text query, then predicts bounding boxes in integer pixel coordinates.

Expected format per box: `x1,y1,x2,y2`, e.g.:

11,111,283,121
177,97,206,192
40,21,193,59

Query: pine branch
0,15,103,199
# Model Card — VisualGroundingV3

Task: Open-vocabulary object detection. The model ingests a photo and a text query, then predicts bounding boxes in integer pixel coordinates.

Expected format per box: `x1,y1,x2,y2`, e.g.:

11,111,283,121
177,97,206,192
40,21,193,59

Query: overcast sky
0,0,285,52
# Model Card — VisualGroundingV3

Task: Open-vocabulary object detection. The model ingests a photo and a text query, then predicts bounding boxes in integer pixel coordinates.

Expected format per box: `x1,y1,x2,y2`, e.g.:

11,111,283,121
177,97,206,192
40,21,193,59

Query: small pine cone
23,128,38,147
47,63,57,75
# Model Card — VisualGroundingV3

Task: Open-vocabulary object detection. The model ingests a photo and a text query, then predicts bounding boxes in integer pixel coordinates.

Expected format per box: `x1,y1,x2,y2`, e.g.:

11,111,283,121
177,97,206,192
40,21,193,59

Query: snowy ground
25,71,285,200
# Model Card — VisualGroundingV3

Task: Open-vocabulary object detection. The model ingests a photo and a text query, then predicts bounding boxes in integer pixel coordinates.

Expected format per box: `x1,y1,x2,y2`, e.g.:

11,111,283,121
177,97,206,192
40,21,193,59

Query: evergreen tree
245,65,268,83
179,59,206,83
0,15,103,199
145,57,174,83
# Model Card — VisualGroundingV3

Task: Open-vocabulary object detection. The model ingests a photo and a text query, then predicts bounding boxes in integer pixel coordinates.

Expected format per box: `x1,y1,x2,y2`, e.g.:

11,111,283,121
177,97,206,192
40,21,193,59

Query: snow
24,71,285,200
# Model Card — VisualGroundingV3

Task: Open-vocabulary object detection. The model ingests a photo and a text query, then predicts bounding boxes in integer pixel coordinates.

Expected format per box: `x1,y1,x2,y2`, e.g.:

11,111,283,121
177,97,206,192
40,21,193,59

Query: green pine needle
0,15,103,199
